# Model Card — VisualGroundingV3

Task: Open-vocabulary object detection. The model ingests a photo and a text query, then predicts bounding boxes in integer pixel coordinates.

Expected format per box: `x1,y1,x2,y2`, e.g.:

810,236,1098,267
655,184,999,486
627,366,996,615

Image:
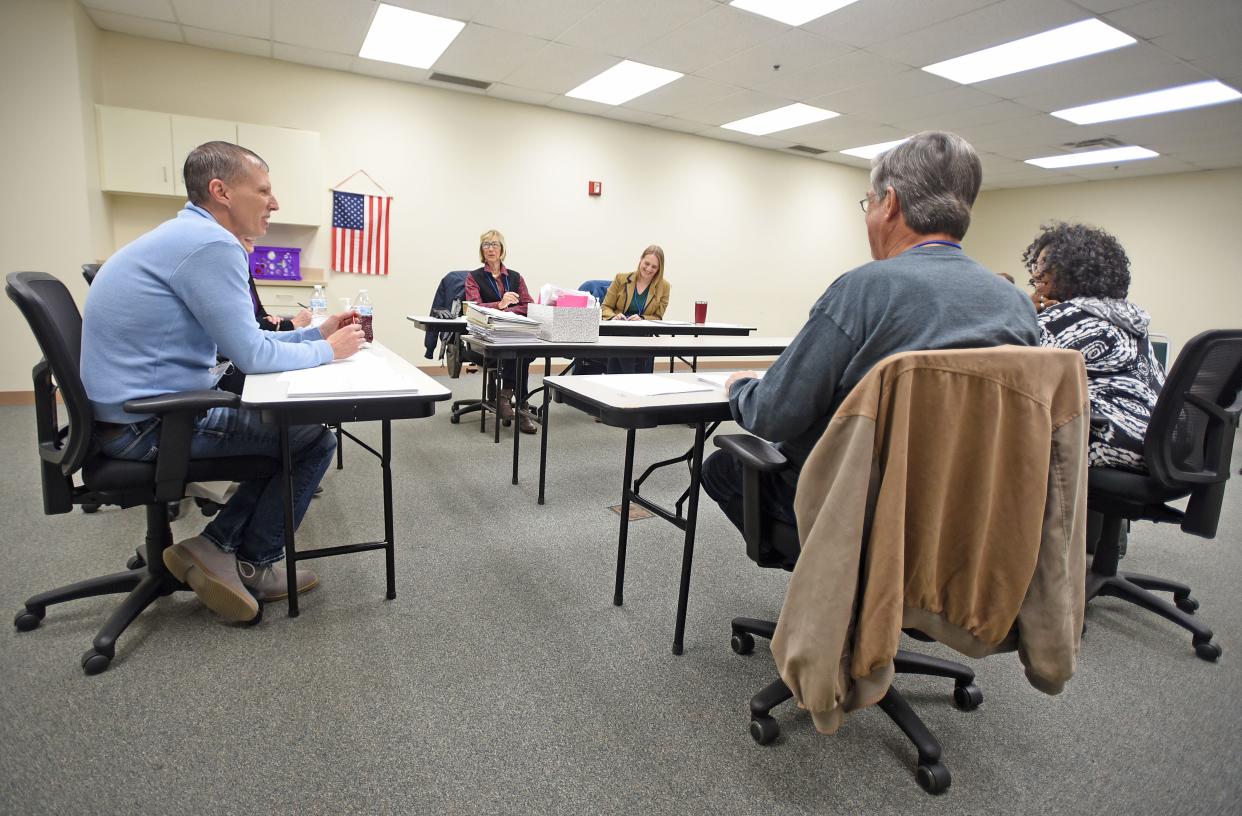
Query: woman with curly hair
1023,222,1164,472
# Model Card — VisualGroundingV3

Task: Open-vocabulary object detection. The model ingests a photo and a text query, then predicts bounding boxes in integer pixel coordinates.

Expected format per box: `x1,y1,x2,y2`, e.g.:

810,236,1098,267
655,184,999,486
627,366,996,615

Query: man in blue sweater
82,141,365,623
701,131,1039,534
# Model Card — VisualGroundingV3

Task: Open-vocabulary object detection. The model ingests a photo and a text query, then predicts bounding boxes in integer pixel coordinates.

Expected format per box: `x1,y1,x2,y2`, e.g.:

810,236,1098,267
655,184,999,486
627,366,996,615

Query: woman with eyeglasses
463,229,537,434
1023,222,1164,473
600,244,670,374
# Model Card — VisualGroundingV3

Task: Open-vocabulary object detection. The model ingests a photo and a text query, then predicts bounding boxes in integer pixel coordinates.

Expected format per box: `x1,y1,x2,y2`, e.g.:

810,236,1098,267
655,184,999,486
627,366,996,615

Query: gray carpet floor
1,373,1240,816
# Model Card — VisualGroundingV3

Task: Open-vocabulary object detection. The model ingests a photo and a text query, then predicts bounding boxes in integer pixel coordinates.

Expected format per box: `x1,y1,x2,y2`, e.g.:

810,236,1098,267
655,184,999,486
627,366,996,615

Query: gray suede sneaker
163,535,259,622
237,560,320,601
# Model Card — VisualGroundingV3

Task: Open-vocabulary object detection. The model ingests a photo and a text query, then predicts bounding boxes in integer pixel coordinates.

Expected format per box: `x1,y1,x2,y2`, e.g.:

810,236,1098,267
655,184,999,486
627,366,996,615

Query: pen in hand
297,301,309,308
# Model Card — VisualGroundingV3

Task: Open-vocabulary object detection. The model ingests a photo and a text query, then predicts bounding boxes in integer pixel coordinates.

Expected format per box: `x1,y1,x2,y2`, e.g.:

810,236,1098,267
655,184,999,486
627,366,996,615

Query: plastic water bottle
310,285,327,319
355,289,374,343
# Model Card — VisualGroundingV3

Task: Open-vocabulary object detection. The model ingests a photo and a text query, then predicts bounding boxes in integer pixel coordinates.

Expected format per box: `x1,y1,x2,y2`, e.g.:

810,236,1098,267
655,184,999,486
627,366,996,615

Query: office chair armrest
714,434,789,473
123,390,240,416
124,390,242,502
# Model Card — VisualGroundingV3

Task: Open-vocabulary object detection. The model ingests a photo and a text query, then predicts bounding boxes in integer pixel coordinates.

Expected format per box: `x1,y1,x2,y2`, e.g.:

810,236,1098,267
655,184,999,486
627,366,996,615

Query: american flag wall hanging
330,189,392,276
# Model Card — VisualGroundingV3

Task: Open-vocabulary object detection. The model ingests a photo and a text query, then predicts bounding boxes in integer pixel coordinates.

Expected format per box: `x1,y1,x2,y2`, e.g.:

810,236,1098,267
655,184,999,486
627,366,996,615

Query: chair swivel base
1085,569,1221,661
730,616,982,795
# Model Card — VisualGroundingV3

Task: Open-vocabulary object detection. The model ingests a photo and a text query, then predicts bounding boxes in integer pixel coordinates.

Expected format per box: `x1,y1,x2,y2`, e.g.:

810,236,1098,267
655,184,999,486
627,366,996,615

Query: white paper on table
697,370,765,388
602,375,714,397
279,350,420,398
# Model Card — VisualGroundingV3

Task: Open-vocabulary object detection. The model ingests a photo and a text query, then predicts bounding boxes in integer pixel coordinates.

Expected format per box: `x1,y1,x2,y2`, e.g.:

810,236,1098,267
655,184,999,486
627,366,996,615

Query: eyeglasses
481,241,501,249
858,195,869,214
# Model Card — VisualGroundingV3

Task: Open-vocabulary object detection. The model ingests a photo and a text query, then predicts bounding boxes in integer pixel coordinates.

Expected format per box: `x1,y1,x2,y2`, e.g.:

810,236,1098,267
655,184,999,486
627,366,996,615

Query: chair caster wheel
502,419,512,427
82,503,100,514
731,632,755,655
450,414,461,424
14,606,45,631
1193,639,1221,661
916,761,952,794
952,683,983,711
749,715,779,745
81,647,112,675
244,602,264,627
126,554,146,570
1176,596,1199,614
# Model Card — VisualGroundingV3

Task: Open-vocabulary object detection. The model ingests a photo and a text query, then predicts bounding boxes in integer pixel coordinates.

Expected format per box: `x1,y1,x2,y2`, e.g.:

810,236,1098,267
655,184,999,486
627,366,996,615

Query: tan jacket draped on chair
772,346,1090,734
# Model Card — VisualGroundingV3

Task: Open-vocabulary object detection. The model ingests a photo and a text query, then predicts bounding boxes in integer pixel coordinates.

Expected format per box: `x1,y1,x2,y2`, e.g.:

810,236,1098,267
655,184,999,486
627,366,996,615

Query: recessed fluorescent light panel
358,4,465,69
1025,146,1158,169
839,138,909,159
721,103,838,136
729,0,861,26
922,19,1135,84
566,60,683,105
1051,80,1242,124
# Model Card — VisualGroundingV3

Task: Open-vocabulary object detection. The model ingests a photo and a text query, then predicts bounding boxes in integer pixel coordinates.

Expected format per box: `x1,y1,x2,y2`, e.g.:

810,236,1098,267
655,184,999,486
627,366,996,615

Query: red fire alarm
588,180,602,196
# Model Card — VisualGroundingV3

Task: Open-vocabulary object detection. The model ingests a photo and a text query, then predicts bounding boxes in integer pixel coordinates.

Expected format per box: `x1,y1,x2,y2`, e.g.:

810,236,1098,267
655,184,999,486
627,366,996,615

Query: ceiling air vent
787,144,827,155
1061,137,1126,151
429,72,491,91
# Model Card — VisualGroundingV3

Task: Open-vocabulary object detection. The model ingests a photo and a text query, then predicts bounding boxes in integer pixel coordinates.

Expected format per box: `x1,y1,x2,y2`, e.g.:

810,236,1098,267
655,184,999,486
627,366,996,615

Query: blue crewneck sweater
82,203,332,422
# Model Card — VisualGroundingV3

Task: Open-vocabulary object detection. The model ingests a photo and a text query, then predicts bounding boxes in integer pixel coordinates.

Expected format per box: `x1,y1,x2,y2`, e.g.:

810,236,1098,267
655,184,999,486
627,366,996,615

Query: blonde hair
636,244,664,277
479,229,506,263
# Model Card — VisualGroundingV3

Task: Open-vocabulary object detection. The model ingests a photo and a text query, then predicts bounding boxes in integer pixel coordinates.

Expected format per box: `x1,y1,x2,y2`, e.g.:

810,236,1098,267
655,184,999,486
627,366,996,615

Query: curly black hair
1021,222,1131,300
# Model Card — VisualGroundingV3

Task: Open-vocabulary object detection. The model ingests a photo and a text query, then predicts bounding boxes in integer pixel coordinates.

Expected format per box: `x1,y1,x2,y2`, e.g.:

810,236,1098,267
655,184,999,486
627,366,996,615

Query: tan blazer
600,271,670,320
772,346,1090,734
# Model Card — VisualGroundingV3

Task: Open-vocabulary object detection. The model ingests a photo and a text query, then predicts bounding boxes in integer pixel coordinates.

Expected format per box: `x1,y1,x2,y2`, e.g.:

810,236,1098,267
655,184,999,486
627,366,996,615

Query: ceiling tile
501,42,618,94
599,106,666,126
85,8,184,42
80,0,176,22
777,117,907,151
1012,62,1210,114
556,0,716,55
381,0,488,21
432,23,548,82
624,75,741,116
695,28,851,89
182,26,273,58
800,0,997,49
955,114,1111,155
755,49,909,100
867,0,1087,69
977,42,1182,102
807,68,963,115
631,5,787,75
273,43,355,71
472,0,598,41
849,86,1005,126
1071,0,1149,12
486,83,557,106
673,88,796,126
892,100,1041,132
1103,0,1241,40
350,57,430,84
1189,50,1242,83
648,116,712,134
272,0,375,54
171,0,271,38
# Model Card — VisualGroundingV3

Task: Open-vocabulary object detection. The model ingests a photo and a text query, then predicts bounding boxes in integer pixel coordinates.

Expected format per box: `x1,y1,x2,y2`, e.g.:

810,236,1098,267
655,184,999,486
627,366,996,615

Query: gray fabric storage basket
529,304,601,342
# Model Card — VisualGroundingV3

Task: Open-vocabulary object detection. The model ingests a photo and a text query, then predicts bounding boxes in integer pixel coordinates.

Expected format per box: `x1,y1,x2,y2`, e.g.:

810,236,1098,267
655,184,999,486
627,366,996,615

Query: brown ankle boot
518,408,538,435
497,388,515,421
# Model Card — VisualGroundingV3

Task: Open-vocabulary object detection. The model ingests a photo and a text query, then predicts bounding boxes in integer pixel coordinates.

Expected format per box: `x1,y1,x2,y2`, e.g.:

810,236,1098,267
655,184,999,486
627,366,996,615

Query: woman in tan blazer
600,245,670,374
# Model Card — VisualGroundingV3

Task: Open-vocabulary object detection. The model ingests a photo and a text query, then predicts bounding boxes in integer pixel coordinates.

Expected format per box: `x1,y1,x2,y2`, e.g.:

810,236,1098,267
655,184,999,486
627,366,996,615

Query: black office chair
81,263,100,286
715,435,983,795
6,271,279,675
1085,329,1242,661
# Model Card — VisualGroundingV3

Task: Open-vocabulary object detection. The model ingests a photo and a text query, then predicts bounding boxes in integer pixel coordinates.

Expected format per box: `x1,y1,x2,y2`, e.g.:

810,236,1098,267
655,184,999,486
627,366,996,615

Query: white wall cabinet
96,105,321,226
237,123,322,226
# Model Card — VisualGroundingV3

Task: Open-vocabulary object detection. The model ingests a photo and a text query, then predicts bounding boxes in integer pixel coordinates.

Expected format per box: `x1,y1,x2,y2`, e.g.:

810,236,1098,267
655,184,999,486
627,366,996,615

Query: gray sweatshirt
730,245,1040,479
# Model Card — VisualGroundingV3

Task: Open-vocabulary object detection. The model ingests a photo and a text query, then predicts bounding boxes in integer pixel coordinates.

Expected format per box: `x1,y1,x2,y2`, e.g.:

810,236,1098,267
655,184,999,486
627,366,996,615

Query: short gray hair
183,141,268,206
869,131,982,240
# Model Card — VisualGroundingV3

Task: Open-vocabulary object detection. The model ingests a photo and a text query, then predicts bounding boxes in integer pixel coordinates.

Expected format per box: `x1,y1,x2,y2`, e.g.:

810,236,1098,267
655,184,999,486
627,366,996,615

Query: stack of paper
280,350,421,398
697,371,765,389
465,303,541,344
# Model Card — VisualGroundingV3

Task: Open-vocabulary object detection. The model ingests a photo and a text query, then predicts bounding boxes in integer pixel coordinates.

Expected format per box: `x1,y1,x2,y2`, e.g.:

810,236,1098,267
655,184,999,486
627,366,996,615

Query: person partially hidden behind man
81,140,366,623
701,131,1041,532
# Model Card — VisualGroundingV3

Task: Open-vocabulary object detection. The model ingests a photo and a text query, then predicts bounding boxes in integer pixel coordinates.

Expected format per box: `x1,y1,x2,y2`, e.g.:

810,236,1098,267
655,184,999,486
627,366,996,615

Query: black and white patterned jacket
1038,297,1165,471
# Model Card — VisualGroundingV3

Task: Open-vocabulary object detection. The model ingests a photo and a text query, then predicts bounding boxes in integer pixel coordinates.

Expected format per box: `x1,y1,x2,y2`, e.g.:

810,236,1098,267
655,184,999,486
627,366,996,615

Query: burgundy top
463,264,533,316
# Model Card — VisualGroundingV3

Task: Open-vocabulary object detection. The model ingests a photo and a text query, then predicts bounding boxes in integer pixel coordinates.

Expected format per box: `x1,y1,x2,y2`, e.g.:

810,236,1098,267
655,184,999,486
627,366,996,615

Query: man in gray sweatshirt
702,131,1040,533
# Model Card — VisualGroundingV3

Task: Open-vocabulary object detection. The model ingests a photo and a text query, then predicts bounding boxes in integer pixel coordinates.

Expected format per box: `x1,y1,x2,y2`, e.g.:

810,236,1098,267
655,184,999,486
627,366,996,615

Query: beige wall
92,32,873,372
1,3,1237,393
0,0,109,391
972,169,1242,361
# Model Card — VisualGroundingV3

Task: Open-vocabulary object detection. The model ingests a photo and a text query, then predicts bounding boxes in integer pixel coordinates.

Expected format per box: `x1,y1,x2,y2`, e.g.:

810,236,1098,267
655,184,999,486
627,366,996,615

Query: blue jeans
95,408,336,565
